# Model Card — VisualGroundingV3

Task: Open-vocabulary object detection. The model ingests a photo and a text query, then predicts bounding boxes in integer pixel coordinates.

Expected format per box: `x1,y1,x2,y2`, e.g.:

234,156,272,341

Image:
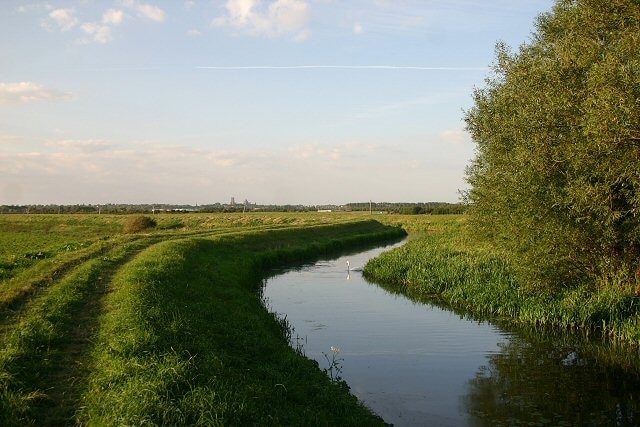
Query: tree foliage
465,0,640,290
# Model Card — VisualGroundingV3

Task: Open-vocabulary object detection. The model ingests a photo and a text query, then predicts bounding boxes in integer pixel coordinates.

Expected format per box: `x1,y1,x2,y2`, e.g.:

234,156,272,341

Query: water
262,241,640,426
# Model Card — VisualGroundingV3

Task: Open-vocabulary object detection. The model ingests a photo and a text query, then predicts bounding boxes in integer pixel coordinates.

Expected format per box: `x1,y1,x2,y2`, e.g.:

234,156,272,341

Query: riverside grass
366,215,640,344
0,212,402,425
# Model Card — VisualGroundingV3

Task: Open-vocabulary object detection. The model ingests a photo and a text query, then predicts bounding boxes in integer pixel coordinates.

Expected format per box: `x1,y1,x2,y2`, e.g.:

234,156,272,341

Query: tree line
0,202,465,215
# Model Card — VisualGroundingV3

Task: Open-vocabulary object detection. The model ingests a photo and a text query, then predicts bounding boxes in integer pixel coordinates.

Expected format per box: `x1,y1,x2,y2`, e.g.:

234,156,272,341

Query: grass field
7,211,635,424
0,212,404,426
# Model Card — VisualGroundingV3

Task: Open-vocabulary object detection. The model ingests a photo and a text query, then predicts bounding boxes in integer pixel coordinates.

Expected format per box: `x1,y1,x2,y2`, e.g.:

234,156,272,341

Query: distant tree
465,0,640,290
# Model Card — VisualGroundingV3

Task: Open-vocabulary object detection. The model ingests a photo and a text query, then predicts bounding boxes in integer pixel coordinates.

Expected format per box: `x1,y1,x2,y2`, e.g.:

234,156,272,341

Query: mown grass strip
80,221,404,425
0,224,288,324
0,237,137,322
0,238,159,426
365,216,640,344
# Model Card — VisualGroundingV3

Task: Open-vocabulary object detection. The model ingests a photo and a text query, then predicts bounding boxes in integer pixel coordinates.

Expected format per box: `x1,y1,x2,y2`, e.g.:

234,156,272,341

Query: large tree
465,0,640,290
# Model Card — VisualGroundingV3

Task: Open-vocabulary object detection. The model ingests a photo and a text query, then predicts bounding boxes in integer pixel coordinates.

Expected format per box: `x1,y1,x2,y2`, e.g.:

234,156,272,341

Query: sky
0,0,555,206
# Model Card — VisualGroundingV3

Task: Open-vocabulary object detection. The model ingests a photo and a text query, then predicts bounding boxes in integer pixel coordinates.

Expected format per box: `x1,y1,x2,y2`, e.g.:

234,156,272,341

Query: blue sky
1,0,554,205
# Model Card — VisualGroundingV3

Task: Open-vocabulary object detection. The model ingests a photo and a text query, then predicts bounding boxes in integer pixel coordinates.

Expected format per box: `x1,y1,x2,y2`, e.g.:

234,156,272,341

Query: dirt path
32,238,156,425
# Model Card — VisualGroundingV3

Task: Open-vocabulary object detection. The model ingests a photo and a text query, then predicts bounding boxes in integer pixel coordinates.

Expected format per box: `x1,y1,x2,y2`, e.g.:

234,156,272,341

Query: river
262,240,640,426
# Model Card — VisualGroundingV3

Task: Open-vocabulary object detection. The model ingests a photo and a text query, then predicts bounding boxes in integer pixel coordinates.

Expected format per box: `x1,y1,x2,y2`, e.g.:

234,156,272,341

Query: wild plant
322,346,343,382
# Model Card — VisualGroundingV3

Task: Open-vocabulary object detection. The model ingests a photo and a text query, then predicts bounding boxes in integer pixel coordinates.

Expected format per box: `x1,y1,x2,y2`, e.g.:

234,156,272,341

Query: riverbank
0,214,403,425
365,215,640,345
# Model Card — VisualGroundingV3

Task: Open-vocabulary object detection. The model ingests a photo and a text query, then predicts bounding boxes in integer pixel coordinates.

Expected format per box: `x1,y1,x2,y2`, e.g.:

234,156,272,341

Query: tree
464,0,640,290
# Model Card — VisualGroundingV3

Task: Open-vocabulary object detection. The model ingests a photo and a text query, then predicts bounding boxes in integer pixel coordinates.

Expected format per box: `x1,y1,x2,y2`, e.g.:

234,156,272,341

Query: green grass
0,212,402,425
0,238,153,425
365,215,640,344
81,224,402,425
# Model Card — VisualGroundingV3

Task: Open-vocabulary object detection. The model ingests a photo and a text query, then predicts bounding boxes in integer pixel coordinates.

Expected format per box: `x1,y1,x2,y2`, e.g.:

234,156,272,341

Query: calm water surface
262,241,640,426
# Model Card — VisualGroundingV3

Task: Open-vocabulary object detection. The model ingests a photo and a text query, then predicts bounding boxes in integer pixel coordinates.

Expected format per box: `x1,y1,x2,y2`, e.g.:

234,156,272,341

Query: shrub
122,216,157,234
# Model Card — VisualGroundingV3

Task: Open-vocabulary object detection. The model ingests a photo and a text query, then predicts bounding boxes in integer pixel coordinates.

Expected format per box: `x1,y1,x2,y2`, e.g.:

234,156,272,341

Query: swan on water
346,260,362,272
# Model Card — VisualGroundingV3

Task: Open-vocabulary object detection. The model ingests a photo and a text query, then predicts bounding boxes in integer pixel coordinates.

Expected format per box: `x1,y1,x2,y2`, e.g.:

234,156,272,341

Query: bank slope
79,221,404,426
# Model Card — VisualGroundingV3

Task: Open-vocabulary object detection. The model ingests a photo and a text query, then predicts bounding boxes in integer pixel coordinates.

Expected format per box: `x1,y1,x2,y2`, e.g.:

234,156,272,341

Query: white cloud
353,22,364,34
0,136,469,204
102,9,125,25
137,3,165,22
439,129,472,145
45,139,114,153
78,8,126,44
0,82,72,105
187,29,202,36
43,8,78,31
0,140,402,204
213,0,310,40
81,22,113,44
35,2,166,45
119,0,165,22
38,6,127,44
0,135,22,146
269,0,309,33
288,142,369,162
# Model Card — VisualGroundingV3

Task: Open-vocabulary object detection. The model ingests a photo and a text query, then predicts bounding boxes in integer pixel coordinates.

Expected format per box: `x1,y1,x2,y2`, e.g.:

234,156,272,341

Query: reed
366,215,640,344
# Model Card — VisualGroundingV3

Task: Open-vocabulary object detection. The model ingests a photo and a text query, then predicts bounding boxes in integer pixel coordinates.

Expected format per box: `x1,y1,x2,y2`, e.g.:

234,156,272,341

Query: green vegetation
0,212,403,425
365,215,640,344
344,202,466,215
464,0,640,291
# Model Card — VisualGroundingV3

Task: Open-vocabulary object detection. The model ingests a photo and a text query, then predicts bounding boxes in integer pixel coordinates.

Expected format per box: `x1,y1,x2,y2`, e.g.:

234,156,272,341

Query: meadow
0,212,404,425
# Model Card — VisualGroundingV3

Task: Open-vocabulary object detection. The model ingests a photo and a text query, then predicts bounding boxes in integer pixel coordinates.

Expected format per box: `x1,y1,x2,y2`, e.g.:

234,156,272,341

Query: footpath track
29,225,296,424
0,223,314,425
0,236,163,425
0,224,294,326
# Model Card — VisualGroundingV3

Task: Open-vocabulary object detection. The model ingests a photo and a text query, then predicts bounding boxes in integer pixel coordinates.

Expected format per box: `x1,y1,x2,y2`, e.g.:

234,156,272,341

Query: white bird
346,260,362,272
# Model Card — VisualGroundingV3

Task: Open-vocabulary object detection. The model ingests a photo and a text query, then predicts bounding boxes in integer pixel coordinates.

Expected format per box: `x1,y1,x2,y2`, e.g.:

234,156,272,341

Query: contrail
196,65,488,71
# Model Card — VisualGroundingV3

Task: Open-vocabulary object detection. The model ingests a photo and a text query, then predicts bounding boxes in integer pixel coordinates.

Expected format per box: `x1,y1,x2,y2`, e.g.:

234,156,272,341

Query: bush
465,0,640,290
122,216,157,234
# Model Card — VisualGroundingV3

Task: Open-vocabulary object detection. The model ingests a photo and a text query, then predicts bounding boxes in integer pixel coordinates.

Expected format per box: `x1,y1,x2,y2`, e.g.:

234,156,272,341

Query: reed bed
367,215,640,344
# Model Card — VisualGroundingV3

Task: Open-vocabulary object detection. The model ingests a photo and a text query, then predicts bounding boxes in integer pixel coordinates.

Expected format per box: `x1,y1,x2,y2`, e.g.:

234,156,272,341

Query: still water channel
262,240,640,426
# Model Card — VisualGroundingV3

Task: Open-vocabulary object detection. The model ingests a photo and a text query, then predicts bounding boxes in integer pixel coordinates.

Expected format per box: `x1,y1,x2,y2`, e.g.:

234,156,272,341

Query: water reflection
264,242,640,426
465,327,640,426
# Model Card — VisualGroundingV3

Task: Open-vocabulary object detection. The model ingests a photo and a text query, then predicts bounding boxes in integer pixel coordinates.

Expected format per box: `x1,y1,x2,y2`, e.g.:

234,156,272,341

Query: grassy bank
366,215,640,344
0,213,403,425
